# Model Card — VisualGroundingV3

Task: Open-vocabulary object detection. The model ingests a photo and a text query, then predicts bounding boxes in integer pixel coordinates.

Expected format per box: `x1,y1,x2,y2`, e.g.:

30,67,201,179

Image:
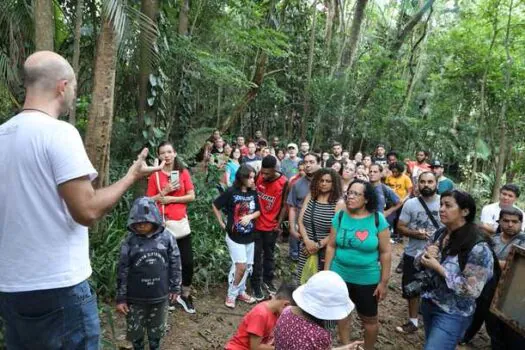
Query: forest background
0,0,524,346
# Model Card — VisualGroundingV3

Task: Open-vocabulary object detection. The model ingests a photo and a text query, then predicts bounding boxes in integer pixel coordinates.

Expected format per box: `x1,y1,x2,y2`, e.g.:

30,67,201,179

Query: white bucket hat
292,271,354,320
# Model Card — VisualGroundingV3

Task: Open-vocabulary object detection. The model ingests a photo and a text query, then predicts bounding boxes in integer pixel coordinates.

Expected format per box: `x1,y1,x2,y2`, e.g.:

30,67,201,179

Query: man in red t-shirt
406,150,431,195
225,284,294,350
251,156,288,301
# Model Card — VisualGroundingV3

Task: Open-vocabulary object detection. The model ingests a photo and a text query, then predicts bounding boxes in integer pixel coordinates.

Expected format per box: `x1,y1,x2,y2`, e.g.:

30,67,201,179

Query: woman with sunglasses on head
296,169,343,285
324,179,392,350
414,190,495,350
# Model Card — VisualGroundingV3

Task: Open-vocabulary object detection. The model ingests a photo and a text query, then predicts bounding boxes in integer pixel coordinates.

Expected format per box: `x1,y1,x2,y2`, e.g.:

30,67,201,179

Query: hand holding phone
170,170,181,190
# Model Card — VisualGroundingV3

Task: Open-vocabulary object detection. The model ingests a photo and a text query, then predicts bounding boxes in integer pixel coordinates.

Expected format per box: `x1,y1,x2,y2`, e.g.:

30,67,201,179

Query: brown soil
103,243,491,349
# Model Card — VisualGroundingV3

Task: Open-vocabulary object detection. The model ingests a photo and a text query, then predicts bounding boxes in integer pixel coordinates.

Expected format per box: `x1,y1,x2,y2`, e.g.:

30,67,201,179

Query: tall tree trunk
342,0,368,70
69,0,84,125
504,142,515,183
468,1,500,192
353,0,435,117
397,8,432,116
137,0,159,127
491,0,513,202
34,0,55,51
301,0,318,141
178,0,190,35
324,0,335,51
216,85,222,128
220,52,268,133
84,19,117,189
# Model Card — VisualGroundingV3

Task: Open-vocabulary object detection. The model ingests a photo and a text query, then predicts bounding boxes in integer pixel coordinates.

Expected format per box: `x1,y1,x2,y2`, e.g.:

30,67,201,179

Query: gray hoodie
116,197,181,304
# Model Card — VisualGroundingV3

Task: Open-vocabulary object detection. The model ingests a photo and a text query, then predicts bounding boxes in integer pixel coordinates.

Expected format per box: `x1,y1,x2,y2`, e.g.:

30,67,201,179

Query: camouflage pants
126,301,168,350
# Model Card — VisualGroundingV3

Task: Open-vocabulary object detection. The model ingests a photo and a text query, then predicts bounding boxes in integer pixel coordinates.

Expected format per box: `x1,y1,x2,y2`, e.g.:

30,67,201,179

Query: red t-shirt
239,145,249,157
407,161,431,182
255,174,287,232
225,302,278,350
146,169,194,220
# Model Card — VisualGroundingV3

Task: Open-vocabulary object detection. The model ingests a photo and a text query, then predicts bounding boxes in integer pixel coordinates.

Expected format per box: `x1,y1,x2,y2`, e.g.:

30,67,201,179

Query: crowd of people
1,51,524,350
194,130,524,350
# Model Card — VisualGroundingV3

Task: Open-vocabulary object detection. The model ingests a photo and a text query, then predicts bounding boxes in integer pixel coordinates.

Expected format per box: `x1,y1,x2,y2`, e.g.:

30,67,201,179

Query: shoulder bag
155,172,191,240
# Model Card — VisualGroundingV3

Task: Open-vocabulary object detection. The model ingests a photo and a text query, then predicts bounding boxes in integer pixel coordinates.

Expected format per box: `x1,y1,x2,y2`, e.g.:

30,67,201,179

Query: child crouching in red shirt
225,283,296,350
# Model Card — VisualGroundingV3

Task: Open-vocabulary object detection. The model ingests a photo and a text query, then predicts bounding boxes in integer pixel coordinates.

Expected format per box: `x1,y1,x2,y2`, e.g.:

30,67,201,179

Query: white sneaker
225,296,236,309
238,292,256,304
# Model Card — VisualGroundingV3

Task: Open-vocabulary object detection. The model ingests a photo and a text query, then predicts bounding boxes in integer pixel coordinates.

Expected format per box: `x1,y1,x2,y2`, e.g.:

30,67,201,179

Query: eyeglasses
345,190,364,200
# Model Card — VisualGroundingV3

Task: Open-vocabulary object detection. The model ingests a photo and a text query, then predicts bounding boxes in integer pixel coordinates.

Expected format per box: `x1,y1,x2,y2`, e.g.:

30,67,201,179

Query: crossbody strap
155,172,167,223
496,234,525,257
310,200,318,242
418,197,440,229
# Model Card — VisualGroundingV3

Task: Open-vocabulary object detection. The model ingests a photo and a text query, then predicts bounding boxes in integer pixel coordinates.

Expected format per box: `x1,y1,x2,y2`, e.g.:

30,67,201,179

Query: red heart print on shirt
355,230,369,242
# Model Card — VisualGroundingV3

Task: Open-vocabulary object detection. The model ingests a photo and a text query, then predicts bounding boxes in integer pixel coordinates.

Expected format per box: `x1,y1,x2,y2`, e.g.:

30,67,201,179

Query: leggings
176,235,194,287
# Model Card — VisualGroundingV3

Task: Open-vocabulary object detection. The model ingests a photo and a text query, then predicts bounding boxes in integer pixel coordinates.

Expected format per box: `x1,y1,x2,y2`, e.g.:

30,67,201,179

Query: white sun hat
292,271,354,320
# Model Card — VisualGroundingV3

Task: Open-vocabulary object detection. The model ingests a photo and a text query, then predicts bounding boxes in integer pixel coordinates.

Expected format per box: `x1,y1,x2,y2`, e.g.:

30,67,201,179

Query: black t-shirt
326,156,343,168
372,156,388,166
214,188,260,244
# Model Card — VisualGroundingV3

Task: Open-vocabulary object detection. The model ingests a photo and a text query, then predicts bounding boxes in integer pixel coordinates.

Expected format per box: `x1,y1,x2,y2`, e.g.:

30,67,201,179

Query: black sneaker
395,321,418,334
395,259,404,274
253,285,265,302
177,295,196,314
263,281,277,295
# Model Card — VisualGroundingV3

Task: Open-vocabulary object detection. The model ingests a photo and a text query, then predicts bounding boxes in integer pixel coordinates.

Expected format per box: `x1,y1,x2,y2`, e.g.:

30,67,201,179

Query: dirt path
104,243,491,349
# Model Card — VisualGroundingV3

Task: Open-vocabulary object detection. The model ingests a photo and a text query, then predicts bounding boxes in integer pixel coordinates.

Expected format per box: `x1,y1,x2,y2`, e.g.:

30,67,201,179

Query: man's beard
420,187,436,197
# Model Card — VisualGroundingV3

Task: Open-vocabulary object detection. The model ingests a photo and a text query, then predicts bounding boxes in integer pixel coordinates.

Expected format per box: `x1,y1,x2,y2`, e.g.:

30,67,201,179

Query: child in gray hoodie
116,197,181,350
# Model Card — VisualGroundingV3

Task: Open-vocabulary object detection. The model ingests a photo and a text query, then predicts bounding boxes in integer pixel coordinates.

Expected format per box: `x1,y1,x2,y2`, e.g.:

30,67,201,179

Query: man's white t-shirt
480,202,525,232
0,111,97,292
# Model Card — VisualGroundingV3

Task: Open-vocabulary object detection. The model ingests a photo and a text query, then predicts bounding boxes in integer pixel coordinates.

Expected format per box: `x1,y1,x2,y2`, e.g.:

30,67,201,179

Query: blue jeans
0,280,100,349
421,298,473,350
289,235,300,259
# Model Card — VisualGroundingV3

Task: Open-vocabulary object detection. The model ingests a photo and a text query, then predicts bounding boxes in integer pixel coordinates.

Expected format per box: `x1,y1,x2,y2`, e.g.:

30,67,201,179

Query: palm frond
102,0,160,65
0,51,21,87
179,127,216,158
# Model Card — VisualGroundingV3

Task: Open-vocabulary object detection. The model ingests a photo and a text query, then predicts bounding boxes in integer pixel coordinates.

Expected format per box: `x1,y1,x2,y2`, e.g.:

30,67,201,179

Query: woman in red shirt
146,141,196,313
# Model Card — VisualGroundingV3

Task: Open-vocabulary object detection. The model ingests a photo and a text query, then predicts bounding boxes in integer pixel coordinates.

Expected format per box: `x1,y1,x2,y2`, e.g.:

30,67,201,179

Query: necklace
21,108,54,118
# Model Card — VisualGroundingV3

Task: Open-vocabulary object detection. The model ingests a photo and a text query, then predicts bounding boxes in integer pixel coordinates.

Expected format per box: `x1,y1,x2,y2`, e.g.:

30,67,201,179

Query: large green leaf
475,139,491,160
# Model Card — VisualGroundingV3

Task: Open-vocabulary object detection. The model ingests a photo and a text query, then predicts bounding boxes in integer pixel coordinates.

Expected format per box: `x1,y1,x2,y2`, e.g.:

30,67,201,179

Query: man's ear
56,79,68,97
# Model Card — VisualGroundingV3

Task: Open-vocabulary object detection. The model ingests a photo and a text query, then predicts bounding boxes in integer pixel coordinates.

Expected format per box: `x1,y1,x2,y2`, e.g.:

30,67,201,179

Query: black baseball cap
430,160,443,168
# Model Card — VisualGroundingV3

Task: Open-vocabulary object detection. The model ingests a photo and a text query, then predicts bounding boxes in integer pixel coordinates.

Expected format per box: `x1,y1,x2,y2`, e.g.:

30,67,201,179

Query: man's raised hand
127,148,165,181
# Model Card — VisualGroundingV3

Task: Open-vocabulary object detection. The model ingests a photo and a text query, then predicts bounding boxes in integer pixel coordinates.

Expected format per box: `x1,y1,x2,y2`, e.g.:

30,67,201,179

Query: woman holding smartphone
147,141,197,314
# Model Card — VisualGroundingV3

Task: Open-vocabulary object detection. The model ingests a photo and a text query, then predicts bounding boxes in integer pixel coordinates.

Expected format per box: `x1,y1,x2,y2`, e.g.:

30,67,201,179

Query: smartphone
170,170,180,183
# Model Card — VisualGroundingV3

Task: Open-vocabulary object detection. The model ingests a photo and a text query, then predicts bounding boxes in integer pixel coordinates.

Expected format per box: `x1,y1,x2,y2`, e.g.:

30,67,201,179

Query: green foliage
188,171,231,291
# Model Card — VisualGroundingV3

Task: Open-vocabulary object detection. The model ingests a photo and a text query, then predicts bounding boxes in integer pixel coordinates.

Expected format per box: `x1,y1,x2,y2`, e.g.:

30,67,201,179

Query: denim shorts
0,280,100,349
225,235,254,264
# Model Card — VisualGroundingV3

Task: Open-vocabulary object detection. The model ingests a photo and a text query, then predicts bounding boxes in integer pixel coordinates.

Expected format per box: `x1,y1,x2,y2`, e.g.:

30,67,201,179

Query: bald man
0,51,162,348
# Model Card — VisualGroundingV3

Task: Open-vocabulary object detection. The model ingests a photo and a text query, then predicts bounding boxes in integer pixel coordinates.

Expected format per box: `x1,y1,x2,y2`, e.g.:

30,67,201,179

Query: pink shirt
274,307,331,350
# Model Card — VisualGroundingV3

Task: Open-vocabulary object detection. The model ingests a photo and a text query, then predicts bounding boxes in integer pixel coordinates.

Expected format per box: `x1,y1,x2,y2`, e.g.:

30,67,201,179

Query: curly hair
310,168,342,204
346,179,378,213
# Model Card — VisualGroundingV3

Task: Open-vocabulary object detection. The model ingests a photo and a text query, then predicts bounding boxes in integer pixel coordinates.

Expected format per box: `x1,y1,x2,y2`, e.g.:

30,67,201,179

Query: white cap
292,271,354,320
287,143,298,151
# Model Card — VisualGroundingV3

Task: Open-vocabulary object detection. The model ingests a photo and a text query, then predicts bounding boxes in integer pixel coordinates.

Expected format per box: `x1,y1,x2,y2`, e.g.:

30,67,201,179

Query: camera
404,270,439,298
